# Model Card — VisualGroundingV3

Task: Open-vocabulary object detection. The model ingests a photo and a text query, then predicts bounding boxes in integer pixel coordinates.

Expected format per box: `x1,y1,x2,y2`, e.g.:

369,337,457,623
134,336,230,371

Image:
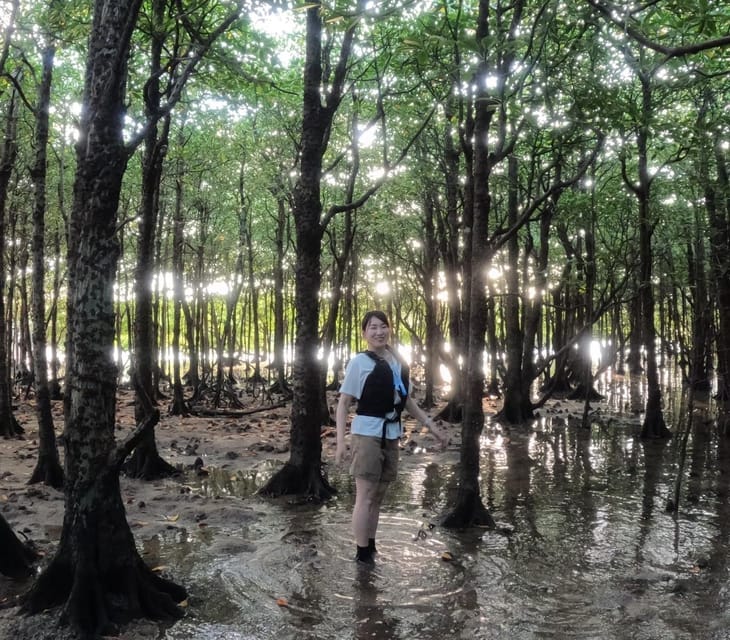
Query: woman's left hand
429,420,450,449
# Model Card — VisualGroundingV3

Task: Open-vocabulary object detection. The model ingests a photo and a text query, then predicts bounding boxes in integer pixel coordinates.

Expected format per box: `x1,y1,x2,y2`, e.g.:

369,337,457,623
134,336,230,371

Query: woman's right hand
335,443,348,466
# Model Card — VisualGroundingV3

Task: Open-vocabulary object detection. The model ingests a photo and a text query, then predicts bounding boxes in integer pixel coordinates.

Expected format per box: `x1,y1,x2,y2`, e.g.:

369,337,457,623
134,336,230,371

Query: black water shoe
355,545,375,566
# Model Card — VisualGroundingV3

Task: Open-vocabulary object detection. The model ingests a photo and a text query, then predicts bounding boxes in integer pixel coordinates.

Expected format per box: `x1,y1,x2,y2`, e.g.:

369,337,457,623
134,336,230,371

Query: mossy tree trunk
21,1,187,634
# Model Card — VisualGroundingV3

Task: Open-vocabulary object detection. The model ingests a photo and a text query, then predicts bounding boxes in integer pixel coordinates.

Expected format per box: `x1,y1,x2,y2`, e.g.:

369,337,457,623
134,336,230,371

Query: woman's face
363,317,390,351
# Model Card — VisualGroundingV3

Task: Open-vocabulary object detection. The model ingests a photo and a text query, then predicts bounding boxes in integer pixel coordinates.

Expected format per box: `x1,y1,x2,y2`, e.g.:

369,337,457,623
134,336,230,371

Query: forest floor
0,386,463,639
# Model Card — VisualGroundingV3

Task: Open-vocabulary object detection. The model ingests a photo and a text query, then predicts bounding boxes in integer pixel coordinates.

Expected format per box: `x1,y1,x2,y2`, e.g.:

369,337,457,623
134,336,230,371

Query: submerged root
441,495,495,530
258,462,336,502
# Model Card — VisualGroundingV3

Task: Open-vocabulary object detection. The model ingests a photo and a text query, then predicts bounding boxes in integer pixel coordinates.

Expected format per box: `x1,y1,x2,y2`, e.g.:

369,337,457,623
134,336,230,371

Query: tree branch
319,105,437,229
111,408,161,471
586,0,730,61
125,1,244,154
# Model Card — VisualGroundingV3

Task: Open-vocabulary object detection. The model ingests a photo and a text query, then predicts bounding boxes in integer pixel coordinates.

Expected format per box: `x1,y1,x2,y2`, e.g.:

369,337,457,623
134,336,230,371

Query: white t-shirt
340,351,405,440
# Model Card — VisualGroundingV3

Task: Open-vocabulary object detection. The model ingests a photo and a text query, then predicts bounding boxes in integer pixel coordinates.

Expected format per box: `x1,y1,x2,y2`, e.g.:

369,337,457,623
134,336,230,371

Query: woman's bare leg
353,477,388,547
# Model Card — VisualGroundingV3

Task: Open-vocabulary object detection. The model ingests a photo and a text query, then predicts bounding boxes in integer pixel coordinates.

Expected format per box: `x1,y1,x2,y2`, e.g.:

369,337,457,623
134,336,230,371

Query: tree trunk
633,76,669,440
498,156,534,424
245,196,264,384
545,264,574,395
126,3,176,478
269,191,291,394
422,192,441,407
169,158,190,416
260,2,363,500
625,280,644,374
442,0,496,529
436,89,468,422
0,79,23,438
687,215,712,392
637,202,668,438
21,1,186,633
0,512,36,579
49,225,64,399
28,42,63,487
567,213,602,403
485,287,501,398
704,133,730,405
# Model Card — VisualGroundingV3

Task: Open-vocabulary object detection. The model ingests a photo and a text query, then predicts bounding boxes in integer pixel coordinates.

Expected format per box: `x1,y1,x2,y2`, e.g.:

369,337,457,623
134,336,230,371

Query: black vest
356,349,410,445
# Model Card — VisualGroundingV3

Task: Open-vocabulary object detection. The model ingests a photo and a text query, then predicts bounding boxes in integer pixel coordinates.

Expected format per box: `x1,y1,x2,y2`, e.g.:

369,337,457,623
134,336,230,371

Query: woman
335,310,447,565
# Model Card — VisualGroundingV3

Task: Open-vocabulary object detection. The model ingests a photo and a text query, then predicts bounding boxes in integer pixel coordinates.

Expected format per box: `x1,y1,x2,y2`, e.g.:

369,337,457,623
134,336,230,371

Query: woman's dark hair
361,310,390,331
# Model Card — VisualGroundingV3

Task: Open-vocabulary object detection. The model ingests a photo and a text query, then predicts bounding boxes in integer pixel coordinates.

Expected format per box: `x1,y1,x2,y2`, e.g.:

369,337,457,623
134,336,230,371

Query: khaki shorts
350,435,399,483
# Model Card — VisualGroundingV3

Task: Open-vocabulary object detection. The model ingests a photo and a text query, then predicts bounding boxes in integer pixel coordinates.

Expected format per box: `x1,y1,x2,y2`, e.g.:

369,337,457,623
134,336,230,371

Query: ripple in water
153,418,730,640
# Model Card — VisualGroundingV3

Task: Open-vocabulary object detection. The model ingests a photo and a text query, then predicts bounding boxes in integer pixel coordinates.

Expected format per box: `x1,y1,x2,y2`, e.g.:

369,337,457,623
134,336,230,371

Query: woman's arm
335,392,354,465
404,396,449,446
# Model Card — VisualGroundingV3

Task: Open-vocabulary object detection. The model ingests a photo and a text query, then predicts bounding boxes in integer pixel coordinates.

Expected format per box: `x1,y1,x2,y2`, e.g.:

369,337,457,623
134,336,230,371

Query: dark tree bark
442,0,499,530
169,154,190,416
626,73,669,440
544,250,575,395
687,218,712,392
485,286,501,398
268,185,292,395
259,1,364,500
421,191,441,407
49,224,64,399
20,1,186,634
436,82,470,423
499,156,535,425
701,102,730,406
16,249,34,387
28,42,64,488
0,512,36,579
321,204,355,397
0,80,23,438
564,207,603,404
125,0,177,479
709,149,730,402
243,178,264,385
318,110,365,407
625,280,644,374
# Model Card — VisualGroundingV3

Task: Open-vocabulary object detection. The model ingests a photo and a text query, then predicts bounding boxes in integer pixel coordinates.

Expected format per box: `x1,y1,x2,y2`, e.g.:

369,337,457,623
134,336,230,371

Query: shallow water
148,382,730,640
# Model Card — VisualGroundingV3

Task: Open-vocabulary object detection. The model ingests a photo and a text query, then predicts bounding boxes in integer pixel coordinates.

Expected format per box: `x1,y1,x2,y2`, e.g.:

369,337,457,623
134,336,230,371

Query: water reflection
152,393,730,640
503,429,538,538
353,573,399,639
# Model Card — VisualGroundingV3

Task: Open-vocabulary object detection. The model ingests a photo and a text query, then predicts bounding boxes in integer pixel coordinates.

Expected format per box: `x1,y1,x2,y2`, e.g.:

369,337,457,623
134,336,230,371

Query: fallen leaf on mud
441,551,454,561
276,597,289,607
179,599,189,608
163,513,180,522
151,565,169,573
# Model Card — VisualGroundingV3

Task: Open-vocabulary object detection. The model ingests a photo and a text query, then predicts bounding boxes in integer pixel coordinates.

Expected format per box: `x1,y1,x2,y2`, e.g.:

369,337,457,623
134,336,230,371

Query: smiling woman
335,309,447,566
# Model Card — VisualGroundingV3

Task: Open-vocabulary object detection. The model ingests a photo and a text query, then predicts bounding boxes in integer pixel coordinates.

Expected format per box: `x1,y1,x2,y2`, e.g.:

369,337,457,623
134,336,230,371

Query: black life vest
356,348,410,447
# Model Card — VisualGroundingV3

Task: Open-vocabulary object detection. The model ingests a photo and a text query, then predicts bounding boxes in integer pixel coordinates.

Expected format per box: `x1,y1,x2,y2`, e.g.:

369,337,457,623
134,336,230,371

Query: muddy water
148,391,730,639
